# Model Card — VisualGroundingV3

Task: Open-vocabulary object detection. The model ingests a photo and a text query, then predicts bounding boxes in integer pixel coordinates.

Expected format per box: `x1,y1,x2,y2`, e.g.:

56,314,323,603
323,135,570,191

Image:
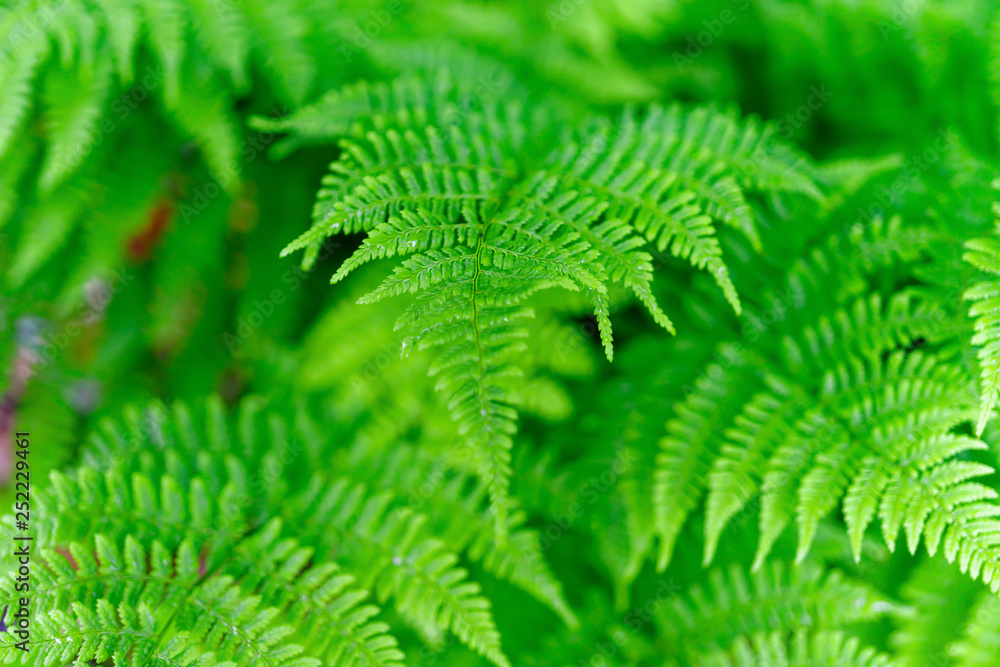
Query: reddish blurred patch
55,546,80,571
127,197,175,262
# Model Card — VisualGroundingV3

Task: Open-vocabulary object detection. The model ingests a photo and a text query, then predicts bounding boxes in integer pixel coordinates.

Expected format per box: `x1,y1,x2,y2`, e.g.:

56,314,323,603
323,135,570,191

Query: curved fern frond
891,557,981,667
40,465,248,550
2,601,211,667
655,342,758,569
703,631,893,667
654,218,986,578
262,70,820,531
0,0,314,185
251,72,514,160
5,3,1000,666
0,525,404,667
26,396,512,667
949,590,1000,666
963,183,1000,435
655,560,896,662
356,444,579,628
37,57,114,192
293,477,511,666
0,0,324,294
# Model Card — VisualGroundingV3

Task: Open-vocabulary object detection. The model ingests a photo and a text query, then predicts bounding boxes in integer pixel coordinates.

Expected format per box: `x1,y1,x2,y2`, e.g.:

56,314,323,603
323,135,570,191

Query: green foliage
2,527,404,667
5,0,1000,665
15,397,511,665
964,181,1000,435
254,66,818,529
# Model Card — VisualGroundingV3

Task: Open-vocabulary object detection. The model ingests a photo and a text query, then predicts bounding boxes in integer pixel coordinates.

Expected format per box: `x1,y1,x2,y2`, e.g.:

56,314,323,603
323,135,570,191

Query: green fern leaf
262,69,818,533
38,58,114,192
963,185,1000,435
657,560,895,662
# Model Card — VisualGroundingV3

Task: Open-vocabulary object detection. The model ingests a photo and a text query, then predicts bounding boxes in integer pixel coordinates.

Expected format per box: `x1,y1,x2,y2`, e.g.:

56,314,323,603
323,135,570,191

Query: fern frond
187,0,251,92
703,631,893,667
0,525,404,667
250,72,488,159
7,4,1000,666
139,0,188,106
240,0,313,105
948,590,1000,666
655,342,758,569
662,105,822,200
264,70,818,530
963,184,1000,435
7,180,93,288
703,375,809,565
295,477,511,666
167,62,242,188
0,0,319,199
92,0,142,82
0,14,47,160
28,396,520,666
891,557,980,667
358,444,579,628
213,520,407,667
654,218,983,573
0,536,314,667
656,560,895,662
528,115,734,320
879,458,1000,591
40,465,248,550
2,600,200,667
38,58,114,192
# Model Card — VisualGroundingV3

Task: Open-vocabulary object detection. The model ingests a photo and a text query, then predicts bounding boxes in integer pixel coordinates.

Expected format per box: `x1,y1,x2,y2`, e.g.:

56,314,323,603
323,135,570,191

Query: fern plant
6,1,1000,666
253,63,819,530
10,397,517,666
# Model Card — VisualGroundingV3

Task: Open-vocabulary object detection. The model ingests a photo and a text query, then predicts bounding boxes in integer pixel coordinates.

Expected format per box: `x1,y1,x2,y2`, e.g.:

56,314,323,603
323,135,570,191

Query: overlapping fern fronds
655,560,897,662
0,0,315,189
648,213,1000,591
16,395,596,666
6,1,1000,666
1,523,404,667
0,0,320,298
254,66,820,533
